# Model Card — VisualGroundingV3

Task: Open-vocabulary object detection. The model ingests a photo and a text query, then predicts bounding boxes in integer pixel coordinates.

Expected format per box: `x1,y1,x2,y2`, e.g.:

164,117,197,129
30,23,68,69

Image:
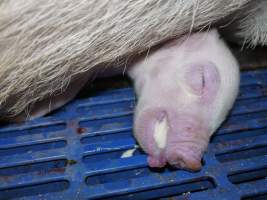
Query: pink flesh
130,31,224,171
135,108,209,171
133,61,219,171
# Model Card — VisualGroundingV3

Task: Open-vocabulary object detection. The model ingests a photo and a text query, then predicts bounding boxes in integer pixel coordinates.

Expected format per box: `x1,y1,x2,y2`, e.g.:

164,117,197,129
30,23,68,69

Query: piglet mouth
151,118,207,171
149,120,208,171
147,143,205,171
134,108,208,171
165,144,205,171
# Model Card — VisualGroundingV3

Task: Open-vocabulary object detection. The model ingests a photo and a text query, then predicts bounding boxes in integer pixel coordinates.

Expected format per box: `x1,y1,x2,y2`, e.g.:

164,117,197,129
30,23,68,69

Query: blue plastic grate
1,69,267,200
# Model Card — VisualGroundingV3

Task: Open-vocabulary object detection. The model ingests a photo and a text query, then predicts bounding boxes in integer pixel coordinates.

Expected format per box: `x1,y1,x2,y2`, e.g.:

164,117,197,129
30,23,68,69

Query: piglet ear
184,61,220,103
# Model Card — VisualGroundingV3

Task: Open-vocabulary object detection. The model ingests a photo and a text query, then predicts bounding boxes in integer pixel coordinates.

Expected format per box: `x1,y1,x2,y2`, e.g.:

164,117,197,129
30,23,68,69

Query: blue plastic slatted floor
0,68,267,200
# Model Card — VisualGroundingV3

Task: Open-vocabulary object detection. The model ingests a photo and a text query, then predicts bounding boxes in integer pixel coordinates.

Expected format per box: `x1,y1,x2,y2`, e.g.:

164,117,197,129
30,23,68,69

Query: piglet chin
147,154,167,168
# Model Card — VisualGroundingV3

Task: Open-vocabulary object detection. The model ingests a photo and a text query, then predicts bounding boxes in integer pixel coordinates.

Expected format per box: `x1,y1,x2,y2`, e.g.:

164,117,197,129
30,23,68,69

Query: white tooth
153,117,169,149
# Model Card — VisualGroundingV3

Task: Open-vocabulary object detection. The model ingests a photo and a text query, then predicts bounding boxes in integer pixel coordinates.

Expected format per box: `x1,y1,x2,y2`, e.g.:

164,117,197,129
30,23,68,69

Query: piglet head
129,30,240,171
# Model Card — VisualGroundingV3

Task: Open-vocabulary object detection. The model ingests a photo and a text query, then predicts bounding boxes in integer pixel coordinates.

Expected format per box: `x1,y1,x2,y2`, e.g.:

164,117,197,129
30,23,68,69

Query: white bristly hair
0,0,254,118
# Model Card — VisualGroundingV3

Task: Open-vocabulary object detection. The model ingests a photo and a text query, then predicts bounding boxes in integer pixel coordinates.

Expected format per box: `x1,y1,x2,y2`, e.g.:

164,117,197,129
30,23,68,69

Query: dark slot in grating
0,180,69,200
217,111,267,135
242,193,267,200
83,150,127,164
0,140,67,157
76,75,132,100
216,145,267,163
80,131,133,144
232,97,267,116
238,84,265,100
86,167,152,185
93,177,216,200
79,115,133,134
83,148,145,164
211,127,267,143
86,165,203,186
0,159,67,177
76,100,134,115
228,166,267,184
0,123,66,139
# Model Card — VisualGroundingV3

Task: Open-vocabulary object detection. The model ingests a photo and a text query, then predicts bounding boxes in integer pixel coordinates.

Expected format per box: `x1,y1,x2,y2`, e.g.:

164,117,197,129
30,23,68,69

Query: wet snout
165,144,204,171
164,117,209,171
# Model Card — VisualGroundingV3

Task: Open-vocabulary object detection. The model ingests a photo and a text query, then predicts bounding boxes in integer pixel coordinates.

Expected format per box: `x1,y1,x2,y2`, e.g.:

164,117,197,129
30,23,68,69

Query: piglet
128,29,240,171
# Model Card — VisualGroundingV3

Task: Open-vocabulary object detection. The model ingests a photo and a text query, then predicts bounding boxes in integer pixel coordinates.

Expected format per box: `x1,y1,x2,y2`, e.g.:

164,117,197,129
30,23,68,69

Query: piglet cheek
184,61,220,104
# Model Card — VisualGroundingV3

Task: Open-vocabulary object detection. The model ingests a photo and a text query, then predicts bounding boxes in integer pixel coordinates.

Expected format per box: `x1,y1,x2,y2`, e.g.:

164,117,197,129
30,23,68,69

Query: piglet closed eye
128,29,240,171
